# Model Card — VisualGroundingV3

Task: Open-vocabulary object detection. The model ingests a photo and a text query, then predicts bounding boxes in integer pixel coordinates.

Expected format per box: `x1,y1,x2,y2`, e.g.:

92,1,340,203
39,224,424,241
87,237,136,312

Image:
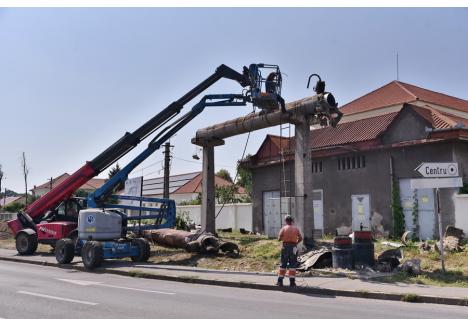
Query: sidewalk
0,248,467,306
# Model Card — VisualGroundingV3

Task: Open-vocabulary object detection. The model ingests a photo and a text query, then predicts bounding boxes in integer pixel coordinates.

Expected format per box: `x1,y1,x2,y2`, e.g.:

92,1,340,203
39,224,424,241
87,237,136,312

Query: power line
172,156,236,168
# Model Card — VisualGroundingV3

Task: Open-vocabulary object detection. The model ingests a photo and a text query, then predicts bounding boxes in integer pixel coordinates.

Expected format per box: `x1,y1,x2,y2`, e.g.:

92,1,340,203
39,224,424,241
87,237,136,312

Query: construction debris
297,248,332,271
419,241,432,252
445,225,465,240
142,228,240,256
399,259,421,276
401,231,412,246
443,236,464,252
381,241,404,248
377,248,402,271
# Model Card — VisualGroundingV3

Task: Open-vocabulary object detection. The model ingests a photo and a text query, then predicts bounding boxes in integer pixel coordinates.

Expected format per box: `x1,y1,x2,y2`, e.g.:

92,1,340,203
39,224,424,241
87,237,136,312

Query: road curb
1,255,467,307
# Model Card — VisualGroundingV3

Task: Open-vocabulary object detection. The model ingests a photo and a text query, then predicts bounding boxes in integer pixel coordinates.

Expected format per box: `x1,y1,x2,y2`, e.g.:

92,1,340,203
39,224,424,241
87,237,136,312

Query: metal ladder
279,121,293,228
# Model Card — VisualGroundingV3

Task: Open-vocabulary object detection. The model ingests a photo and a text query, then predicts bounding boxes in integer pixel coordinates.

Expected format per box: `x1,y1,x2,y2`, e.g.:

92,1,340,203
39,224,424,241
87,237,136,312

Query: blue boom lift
54,63,286,269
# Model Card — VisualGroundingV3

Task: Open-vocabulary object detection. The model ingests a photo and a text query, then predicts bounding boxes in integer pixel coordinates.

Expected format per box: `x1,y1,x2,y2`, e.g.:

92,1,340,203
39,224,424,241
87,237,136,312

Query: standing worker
276,215,303,287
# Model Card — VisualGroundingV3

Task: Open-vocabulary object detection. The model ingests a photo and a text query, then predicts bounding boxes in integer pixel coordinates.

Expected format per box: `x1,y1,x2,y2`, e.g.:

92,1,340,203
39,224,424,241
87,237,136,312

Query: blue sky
1,8,468,193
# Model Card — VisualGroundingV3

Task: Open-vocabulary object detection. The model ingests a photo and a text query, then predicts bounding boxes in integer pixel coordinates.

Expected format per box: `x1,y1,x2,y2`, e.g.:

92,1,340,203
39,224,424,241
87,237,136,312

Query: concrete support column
294,115,315,247
201,145,216,234
193,138,225,234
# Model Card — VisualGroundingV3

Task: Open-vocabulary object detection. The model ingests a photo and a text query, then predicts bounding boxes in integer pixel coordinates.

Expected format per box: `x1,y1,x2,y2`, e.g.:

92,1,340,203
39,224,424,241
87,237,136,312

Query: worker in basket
276,215,303,287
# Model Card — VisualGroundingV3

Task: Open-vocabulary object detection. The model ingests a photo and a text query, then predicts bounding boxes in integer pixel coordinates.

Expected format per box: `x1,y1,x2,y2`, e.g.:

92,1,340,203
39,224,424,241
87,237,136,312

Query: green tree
412,190,420,241
4,202,25,212
108,163,124,192
75,189,91,198
215,169,233,183
391,178,405,238
236,155,253,197
459,183,468,194
215,184,238,204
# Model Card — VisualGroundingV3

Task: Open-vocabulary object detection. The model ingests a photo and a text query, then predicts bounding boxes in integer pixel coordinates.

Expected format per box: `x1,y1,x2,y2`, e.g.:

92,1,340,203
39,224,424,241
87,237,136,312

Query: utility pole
163,142,173,199
0,165,3,207
396,53,399,81
21,152,29,206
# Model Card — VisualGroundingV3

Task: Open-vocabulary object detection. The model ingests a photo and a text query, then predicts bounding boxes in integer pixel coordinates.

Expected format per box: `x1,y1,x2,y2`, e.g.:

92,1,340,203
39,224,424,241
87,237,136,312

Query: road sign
410,177,463,190
415,162,459,178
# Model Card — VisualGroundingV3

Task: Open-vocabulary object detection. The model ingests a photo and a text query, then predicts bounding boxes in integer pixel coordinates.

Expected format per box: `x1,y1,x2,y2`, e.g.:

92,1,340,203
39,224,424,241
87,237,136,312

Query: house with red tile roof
245,81,468,239
142,171,246,204
31,173,107,198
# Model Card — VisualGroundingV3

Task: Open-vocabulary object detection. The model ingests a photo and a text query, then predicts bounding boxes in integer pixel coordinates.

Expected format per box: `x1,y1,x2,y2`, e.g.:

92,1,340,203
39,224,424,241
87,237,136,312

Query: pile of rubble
296,225,465,276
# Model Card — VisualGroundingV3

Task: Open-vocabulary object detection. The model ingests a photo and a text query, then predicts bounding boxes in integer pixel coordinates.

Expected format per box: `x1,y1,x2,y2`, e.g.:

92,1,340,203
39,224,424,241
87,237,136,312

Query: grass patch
374,238,468,287
401,293,421,303
145,231,281,272
127,270,147,278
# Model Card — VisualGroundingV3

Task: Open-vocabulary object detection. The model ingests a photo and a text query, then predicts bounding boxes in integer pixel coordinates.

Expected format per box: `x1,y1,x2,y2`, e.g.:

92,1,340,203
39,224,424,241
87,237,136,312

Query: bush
176,211,192,231
4,202,25,212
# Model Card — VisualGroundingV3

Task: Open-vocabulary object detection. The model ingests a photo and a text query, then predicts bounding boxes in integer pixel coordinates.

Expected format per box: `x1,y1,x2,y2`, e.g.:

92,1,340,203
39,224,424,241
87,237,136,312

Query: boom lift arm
88,93,248,209
16,65,251,226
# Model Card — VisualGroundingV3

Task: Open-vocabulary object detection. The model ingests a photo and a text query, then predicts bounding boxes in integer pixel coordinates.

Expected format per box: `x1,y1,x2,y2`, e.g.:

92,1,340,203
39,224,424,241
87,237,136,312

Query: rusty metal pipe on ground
192,94,340,144
142,228,239,255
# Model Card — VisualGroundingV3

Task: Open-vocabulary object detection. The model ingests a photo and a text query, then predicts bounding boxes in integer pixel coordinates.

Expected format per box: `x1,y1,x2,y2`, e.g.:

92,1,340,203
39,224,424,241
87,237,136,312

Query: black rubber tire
68,230,81,255
16,232,38,255
81,241,104,270
130,238,151,262
55,238,75,264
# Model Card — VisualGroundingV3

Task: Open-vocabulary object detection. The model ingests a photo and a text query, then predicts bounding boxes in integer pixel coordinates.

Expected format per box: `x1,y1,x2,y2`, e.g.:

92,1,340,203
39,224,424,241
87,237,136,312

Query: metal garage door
263,190,323,238
352,194,371,231
399,178,435,240
263,191,281,238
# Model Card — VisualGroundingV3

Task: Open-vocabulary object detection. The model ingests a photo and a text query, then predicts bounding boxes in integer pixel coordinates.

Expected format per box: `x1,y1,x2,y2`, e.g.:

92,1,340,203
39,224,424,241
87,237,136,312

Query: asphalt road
0,260,467,318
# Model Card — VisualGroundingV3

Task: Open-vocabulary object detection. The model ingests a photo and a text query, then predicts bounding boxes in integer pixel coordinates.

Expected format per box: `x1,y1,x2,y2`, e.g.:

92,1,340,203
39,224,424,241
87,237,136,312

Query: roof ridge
429,107,458,128
394,80,418,99
340,80,397,109
398,81,468,104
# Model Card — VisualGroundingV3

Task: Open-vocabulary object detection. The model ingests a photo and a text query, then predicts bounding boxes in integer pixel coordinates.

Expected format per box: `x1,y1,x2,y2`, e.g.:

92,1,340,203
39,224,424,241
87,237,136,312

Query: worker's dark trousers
278,243,298,283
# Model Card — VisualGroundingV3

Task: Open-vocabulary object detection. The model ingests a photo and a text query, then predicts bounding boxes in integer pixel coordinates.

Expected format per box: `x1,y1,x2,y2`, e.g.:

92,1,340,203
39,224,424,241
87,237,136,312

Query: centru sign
415,162,459,178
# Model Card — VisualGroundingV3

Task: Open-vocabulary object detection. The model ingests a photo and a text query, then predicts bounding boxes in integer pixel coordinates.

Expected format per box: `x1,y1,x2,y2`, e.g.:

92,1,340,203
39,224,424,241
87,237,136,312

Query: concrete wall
251,162,294,233
382,109,429,144
177,203,252,231
454,194,468,235
250,140,464,238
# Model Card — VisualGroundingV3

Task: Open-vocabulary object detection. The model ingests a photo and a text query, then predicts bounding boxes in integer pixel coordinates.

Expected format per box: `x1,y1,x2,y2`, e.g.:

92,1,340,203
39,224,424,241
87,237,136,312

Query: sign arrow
415,162,459,178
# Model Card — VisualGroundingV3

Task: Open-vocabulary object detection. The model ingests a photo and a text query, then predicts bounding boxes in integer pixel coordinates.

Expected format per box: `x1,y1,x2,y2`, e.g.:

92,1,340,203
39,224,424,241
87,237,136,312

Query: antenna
396,53,399,81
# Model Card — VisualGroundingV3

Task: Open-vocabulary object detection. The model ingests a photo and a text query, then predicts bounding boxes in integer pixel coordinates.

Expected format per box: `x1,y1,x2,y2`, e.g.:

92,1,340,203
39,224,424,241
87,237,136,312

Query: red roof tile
253,103,468,164
340,81,468,115
175,173,245,194
311,112,398,148
263,112,399,152
410,104,468,129
32,173,106,192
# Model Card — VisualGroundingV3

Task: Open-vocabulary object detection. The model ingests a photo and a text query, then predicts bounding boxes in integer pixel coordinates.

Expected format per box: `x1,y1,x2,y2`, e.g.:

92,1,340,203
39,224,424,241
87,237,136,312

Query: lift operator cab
248,63,286,113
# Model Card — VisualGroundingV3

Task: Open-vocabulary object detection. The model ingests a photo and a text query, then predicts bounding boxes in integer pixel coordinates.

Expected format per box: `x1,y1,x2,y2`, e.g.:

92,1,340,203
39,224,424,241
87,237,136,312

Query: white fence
454,194,468,235
0,213,15,221
176,203,252,231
